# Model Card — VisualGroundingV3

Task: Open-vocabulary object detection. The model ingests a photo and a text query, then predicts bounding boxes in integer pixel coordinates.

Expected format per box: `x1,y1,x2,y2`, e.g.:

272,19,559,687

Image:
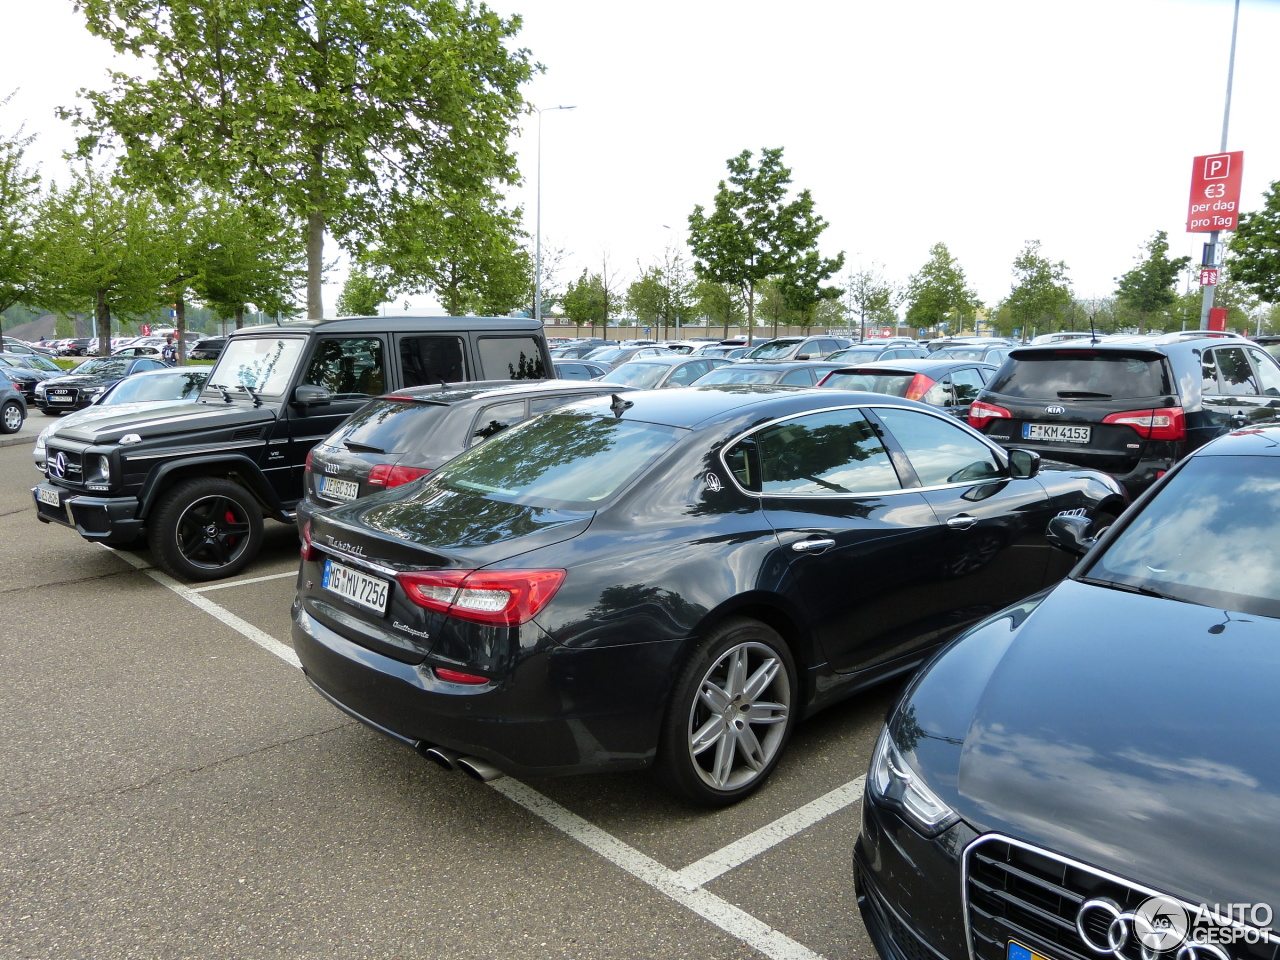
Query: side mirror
1045,513,1095,557
795,353,812,360
1007,448,1041,479
292,384,332,407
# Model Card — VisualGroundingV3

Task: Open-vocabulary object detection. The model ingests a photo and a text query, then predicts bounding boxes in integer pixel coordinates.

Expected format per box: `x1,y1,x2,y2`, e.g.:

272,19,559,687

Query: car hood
42,372,121,388
37,398,203,444
50,399,276,445
952,579,1280,908
311,481,593,570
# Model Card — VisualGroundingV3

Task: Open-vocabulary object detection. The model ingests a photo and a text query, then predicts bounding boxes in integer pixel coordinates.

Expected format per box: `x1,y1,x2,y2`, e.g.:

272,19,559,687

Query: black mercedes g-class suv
32,316,552,580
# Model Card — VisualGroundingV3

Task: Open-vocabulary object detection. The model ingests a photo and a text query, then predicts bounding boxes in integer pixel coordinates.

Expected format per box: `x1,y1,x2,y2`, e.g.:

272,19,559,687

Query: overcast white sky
4,0,1279,318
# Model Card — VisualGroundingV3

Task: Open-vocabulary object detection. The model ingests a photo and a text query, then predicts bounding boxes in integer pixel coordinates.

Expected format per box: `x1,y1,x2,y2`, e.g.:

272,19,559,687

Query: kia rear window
431,411,682,507
988,352,1171,400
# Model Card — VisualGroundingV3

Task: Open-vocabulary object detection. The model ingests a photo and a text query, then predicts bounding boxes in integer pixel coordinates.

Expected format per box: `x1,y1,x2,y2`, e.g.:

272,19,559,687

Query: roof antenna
609,394,633,417
1089,310,1100,344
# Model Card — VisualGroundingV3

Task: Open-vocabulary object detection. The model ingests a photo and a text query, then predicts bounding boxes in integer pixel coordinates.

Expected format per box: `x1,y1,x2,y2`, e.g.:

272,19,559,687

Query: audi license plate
320,476,359,502
1007,942,1053,960
48,393,73,404
322,559,389,615
37,485,61,507
1024,423,1091,443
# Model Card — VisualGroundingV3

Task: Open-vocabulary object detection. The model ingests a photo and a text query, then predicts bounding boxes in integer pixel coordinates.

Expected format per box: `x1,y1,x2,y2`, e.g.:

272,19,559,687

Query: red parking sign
1187,152,1244,233
1200,268,1219,287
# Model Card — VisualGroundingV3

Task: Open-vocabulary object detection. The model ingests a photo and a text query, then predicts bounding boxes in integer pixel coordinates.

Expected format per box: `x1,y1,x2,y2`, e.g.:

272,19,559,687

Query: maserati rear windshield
431,411,682,508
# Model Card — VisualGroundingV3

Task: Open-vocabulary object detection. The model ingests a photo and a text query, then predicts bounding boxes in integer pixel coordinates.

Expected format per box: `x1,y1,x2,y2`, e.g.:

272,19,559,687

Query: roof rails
1148,330,1246,343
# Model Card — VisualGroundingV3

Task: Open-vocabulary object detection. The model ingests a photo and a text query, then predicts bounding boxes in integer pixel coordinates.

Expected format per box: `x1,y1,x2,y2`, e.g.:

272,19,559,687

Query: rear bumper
32,482,143,541
291,598,685,778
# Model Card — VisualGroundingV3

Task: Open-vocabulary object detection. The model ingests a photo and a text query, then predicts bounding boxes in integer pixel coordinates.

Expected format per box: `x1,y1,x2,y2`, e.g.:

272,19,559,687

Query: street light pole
534,105,577,329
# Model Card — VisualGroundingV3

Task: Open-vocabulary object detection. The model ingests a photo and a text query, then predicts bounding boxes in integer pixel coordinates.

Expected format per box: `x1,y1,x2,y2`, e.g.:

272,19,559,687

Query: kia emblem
1045,405,1066,416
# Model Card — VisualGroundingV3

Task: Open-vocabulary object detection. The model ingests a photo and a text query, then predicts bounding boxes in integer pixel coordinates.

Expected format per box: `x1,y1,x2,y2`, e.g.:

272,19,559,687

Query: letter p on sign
1204,155,1232,180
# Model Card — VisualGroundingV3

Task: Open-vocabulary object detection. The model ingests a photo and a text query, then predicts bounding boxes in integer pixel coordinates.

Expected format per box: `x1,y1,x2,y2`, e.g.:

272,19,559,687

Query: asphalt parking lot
0,425,894,960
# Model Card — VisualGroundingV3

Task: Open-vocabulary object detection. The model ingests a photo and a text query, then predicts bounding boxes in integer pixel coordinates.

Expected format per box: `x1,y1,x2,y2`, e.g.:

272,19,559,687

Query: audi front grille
964,835,1276,960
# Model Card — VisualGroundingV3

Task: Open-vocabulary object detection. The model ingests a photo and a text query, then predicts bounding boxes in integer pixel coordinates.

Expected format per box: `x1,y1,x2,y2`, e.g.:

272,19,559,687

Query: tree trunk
96,291,111,356
235,305,244,330
174,295,187,366
306,210,325,319
746,281,755,344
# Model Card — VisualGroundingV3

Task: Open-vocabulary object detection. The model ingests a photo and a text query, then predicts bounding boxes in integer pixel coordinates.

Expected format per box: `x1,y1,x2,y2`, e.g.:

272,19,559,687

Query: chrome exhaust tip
420,746,463,771
456,756,505,782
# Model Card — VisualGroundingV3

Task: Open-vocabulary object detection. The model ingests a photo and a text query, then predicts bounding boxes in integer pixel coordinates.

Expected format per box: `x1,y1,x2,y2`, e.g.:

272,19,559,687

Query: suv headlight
868,725,960,837
84,454,111,487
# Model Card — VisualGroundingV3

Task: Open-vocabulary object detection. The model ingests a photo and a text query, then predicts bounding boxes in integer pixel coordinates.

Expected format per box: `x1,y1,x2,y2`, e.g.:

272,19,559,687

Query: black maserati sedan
855,424,1280,960
293,386,1126,805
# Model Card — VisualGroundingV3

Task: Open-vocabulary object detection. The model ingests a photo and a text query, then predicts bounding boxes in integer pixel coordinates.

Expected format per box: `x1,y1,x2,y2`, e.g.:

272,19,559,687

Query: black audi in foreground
293,386,1125,805
855,424,1280,960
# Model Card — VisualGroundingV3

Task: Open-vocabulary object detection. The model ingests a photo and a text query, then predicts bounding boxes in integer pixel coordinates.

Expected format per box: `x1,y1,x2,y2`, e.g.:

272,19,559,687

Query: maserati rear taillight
1102,406,1185,441
397,569,567,626
368,464,432,488
968,400,1012,430
300,520,319,562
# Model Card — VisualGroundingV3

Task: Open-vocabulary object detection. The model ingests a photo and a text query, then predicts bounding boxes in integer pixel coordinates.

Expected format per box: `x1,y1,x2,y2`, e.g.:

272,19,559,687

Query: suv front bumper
32,481,143,542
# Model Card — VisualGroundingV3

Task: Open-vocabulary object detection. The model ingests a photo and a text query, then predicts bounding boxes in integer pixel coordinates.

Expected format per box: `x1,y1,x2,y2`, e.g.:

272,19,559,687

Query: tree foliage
194,198,304,328
31,165,165,353
360,187,529,316
1228,180,1280,305
905,243,981,334
1115,231,1190,334
336,268,391,317
562,264,624,336
843,265,899,340
0,99,41,333
625,247,698,338
694,280,744,336
1006,240,1072,339
69,0,537,318
688,147,841,333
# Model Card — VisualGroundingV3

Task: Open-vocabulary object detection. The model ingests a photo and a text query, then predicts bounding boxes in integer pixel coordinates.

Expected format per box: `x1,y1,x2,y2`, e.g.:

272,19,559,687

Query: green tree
844,265,898,341
779,249,845,331
70,0,537,318
336,268,391,317
195,200,304,330
688,147,839,335
32,165,165,354
1168,279,1257,333
693,279,744,336
1228,180,1280,305
562,269,607,335
0,99,41,336
905,242,981,335
1115,231,1190,334
625,247,698,338
361,188,529,316
1007,240,1072,340
755,278,796,336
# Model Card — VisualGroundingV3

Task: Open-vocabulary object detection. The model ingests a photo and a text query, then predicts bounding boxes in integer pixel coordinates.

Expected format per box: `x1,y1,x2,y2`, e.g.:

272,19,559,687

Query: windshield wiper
1057,390,1112,399
208,383,233,403
1077,576,1182,602
343,440,385,454
242,383,262,407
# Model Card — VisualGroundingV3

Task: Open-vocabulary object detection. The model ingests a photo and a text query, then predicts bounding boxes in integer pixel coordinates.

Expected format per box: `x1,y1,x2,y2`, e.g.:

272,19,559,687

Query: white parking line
101,546,301,668
103,544,853,960
190,571,298,592
676,776,865,888
490,779,829,960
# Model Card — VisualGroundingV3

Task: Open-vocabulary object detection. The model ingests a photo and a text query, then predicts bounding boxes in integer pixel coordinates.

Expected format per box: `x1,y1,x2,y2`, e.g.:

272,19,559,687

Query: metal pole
1201,0,1241,328
533,105,576,328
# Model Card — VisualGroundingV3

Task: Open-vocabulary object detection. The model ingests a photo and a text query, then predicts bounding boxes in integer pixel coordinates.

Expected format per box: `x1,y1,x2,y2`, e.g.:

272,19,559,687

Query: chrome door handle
946,515,978,530
792,537,836,553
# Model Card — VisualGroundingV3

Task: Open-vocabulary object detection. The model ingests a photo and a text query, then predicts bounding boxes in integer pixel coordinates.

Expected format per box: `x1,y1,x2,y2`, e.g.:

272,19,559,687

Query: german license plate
320,476,359,502
1008,941,1054,960
1024,422,1091,443
48,393,73,404
37,485,61,507
322,559,389,615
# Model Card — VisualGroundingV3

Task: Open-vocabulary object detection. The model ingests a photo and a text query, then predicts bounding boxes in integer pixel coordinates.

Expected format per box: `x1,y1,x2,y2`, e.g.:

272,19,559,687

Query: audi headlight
868,725,959,837
34,381,46,395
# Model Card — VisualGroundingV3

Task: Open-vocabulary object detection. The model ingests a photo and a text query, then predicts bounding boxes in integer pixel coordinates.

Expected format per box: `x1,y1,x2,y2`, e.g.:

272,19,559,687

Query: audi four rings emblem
1045,405,1066,416
50,452,67,479
1075,897,1229,960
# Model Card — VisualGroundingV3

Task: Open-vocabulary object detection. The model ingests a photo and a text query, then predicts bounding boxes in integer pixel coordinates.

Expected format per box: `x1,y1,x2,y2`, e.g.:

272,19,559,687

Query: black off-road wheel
0,400,23,434
655,617,797,807
147,477,263,581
